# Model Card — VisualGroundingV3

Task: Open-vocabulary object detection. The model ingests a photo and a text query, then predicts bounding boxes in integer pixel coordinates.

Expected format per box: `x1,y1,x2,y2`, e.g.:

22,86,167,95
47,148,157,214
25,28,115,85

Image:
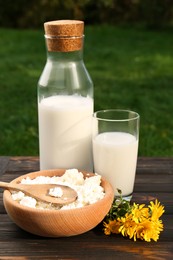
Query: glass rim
93,109,140,122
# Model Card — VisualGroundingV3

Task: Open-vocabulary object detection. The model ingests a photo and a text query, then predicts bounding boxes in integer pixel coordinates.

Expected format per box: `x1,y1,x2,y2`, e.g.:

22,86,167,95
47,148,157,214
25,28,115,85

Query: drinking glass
92,109,140,200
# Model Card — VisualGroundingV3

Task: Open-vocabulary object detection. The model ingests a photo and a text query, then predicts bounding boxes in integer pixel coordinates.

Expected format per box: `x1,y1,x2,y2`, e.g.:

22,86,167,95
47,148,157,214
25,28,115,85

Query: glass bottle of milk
38,20,93,171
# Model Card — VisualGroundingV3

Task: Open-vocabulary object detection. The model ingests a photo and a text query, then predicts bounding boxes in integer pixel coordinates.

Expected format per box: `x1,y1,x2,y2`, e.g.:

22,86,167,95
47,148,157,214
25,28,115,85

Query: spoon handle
0,181,10,189
0,181,20,191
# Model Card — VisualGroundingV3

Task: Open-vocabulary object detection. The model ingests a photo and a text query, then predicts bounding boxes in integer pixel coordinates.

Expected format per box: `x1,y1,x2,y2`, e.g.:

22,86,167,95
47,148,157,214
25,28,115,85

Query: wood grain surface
0,157,172,259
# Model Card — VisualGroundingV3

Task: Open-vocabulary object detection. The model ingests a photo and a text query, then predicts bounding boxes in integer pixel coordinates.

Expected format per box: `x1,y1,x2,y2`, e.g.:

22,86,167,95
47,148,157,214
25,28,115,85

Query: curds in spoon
0,181,78,205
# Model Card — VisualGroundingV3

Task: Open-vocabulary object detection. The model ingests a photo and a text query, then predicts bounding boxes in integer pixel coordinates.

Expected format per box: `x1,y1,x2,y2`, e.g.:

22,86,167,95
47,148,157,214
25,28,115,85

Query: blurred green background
0,0,173,156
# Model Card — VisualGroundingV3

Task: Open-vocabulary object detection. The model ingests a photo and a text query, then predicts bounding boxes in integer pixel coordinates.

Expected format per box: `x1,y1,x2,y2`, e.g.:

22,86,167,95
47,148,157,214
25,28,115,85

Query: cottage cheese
49,187,63,198
11,169,105,210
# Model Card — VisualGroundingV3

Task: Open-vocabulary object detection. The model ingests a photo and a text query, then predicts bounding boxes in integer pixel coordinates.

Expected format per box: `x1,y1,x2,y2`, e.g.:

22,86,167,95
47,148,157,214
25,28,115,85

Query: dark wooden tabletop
0,156,172,259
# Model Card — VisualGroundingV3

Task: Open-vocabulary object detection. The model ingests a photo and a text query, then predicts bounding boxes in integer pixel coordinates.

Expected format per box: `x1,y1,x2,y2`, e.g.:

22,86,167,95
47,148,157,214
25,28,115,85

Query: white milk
93,132,138,196
38,95,93,171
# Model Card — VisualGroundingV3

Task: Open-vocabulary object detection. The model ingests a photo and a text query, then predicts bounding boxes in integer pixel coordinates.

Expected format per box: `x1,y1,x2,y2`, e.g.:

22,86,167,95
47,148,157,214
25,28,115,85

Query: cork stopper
44,20,84,52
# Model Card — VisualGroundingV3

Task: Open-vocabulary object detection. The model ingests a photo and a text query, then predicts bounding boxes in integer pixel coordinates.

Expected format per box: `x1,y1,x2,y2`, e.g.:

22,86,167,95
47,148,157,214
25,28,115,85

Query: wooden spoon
0,181,78,205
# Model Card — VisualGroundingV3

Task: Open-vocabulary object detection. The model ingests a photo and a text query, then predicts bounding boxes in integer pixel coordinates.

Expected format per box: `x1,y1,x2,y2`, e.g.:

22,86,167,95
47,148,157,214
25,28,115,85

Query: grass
0,26,173,156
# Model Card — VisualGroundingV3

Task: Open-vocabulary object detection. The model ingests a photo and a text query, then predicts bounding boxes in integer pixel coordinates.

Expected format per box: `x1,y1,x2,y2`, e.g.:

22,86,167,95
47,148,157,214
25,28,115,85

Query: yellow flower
136,220,153,241
135,219,164,242
103,221,112,235
118,215,164,242
118,214,137,239
149,199,165,220
103,195,164,242
131,203,149,223
103,219,121,235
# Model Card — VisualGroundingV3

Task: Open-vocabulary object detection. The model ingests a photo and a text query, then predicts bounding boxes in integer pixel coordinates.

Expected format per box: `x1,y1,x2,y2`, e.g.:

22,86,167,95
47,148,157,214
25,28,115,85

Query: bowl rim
3,168,114,214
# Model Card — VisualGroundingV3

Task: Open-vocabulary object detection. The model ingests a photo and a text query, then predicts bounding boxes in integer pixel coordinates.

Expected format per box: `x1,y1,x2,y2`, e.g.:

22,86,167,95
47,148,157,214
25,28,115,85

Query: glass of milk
92,109,140,200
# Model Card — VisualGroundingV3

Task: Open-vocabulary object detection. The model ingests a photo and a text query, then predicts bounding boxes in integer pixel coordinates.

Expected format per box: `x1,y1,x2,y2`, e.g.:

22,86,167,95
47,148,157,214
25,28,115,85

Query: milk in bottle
38,20,93,171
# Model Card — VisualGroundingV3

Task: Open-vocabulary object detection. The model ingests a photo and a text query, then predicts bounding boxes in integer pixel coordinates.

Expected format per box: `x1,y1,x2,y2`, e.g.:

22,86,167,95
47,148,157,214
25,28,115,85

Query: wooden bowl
3,169,114,237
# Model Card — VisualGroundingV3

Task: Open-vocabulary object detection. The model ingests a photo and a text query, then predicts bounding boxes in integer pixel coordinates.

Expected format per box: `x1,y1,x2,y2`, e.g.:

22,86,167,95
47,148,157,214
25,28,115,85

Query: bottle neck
46,48,83,62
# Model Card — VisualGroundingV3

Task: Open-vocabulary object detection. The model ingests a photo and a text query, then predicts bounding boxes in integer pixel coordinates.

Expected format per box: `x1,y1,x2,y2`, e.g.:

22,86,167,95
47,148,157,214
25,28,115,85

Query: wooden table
0,157,172,259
